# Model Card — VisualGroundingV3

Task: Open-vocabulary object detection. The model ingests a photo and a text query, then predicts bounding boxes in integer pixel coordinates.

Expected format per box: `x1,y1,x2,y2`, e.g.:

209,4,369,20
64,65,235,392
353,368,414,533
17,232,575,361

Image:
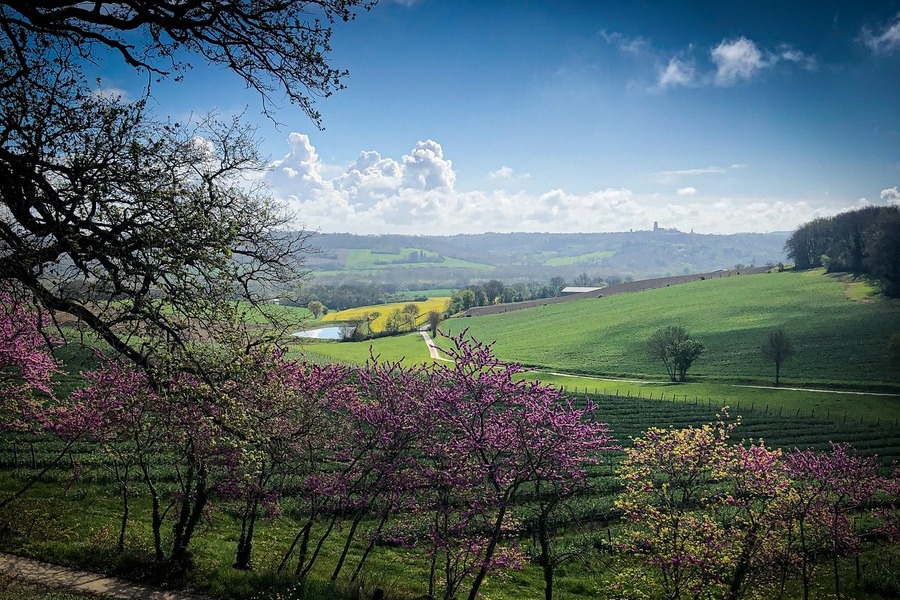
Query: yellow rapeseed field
322,298,450,332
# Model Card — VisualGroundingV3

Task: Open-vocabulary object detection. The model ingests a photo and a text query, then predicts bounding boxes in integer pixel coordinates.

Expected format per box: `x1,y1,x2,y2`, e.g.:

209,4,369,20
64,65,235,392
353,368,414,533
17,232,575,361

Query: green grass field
236,301,313,325
388,288,457,300
288,332,435,366
342,248,493,271
437,270,900,390
544,249,615,266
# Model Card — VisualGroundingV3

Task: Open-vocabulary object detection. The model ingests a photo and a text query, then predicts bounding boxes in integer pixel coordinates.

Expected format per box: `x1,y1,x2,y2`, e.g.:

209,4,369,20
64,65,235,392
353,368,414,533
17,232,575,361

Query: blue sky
99,0,900,234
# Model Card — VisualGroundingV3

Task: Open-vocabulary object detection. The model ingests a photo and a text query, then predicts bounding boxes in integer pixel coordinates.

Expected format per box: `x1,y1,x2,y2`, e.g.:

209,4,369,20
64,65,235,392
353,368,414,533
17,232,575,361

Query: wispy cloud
656,167,725,182
649,37,817,90
657,57,696,89
861,12,900,55
600,30,650,55
677,187,697,196
777,44,818,70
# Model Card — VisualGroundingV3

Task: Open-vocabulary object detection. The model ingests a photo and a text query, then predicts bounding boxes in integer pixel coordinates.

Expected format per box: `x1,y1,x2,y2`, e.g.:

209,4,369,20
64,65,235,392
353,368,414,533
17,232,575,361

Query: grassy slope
343,248,492,271
544,249,615,266
440,270,900,389
288,332,434,366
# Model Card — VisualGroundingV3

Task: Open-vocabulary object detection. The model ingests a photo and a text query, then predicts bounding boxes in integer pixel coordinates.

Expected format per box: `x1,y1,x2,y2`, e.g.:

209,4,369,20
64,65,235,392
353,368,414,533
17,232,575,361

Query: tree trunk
298,512,339,579
539,516,553,600
234,495,260,570
726,523,758,600
140,459,164,563
117,467,130,553
331,512,363,581
172,461,209,569
278,516,313,575
466,502,508,600
235,467,269,570
833,514,842,600
350,508,390,583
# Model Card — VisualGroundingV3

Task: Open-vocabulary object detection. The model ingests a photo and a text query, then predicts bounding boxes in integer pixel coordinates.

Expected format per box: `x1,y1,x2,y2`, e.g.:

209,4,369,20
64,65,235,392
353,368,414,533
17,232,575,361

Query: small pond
292,326,345,340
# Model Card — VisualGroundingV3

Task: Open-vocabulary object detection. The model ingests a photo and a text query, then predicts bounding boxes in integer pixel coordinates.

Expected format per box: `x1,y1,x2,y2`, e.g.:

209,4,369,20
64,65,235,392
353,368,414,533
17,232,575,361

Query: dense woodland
785,206,900,295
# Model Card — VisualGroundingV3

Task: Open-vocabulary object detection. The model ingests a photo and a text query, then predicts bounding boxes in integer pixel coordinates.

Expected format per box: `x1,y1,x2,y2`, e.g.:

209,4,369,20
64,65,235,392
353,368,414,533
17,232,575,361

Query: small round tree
647,326,705,382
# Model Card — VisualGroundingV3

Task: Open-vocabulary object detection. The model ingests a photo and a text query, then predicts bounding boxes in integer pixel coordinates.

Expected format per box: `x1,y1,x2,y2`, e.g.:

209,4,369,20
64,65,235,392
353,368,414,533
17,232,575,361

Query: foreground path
0,553,201,600
419,331,452,362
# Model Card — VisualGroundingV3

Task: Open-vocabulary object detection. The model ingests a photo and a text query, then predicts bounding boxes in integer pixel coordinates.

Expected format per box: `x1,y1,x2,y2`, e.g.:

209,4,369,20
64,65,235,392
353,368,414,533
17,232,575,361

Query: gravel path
0,553,201,600
419,331,452,362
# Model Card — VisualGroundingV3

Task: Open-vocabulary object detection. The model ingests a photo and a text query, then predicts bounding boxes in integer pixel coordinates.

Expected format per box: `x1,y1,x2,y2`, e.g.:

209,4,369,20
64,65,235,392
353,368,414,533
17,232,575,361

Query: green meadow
543,249,616,266
343,248,492,271
310,269,900,422
289,332,435,367
438,269,900,390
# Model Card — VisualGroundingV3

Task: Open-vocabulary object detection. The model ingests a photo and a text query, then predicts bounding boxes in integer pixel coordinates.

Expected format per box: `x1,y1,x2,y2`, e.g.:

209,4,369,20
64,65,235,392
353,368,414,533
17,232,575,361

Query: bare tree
0,1,369,370
761,329,794,385
1,1,373,124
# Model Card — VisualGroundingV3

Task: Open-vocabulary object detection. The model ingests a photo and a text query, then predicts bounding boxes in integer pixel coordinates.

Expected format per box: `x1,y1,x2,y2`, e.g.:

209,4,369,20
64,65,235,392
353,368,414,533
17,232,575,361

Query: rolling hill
440,269,900,390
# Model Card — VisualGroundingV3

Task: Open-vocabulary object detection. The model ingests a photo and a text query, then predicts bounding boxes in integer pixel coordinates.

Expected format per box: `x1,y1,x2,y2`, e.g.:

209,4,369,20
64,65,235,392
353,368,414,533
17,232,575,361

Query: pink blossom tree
213,349,352,571
0,286,63,509
0,288,59,431
784,443,883,600
419,334,615,600
55,357,161,554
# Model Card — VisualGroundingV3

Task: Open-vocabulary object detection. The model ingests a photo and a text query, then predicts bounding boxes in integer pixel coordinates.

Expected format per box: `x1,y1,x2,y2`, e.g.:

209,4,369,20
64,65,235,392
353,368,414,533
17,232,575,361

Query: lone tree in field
761,329,794,385
647,326,705,382
308,301,326,319
426,310,443,337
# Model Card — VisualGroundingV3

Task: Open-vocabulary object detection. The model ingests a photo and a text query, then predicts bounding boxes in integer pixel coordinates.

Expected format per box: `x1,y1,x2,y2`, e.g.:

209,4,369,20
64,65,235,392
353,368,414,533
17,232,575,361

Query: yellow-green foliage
322,298,449,332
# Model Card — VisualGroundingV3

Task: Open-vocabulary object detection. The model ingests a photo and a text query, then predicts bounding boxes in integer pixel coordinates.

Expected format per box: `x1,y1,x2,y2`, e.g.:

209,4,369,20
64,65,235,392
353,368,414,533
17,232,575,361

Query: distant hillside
441,269,900,390
306,230,789,286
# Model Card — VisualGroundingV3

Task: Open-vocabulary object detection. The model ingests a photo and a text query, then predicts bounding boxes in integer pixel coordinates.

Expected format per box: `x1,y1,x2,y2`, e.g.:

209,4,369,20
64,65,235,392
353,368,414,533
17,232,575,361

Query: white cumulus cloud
488,166,531,181
264,134,865,235
711,37,769,85
401,140,455,191
489,166,514,179
881,187,900,206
